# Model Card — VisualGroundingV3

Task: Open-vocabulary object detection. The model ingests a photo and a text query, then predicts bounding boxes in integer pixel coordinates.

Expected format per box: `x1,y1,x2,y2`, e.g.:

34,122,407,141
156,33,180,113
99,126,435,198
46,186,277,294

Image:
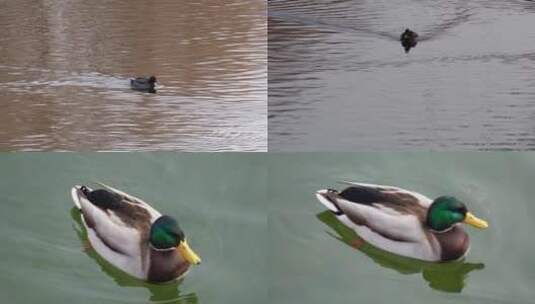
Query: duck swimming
71,183,201,282
316,182,488,262
400,28,418,53
130,76,157,93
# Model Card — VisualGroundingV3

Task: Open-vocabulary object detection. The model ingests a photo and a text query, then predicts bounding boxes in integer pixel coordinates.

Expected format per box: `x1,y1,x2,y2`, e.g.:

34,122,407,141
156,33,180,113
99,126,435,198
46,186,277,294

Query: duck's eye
80,186,88,193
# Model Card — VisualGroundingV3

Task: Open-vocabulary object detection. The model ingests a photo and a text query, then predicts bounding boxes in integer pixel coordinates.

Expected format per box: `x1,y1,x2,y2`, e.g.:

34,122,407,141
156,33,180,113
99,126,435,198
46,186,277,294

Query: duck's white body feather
316,182,442,261
336,213,439,261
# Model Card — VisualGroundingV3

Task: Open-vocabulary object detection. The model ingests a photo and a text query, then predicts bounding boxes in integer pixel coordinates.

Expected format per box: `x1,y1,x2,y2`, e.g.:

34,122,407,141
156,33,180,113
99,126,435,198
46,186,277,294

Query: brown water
0,0,266,151
269,0,535,151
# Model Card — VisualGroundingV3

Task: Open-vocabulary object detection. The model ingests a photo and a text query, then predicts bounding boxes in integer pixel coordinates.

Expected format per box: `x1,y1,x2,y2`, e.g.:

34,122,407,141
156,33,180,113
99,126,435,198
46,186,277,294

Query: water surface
269,0,535,151
0,0,266,151
0,153,267,303
267,153,535,303
2,153,534,303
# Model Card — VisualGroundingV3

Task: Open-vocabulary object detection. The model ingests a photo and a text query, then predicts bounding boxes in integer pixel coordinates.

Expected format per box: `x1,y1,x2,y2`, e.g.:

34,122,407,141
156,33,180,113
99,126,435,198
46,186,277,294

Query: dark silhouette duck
400,29,418,53
130,76,157,93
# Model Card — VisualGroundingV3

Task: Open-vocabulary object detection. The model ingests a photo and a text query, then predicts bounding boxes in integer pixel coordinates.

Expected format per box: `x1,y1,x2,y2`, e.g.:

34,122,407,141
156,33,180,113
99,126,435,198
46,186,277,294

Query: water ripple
269,0,535,151
0,0,266,151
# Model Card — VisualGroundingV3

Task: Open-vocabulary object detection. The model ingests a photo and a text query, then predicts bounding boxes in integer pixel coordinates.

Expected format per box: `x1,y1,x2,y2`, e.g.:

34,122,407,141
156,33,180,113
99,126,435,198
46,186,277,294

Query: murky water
269,0,535,151
0,0,266,151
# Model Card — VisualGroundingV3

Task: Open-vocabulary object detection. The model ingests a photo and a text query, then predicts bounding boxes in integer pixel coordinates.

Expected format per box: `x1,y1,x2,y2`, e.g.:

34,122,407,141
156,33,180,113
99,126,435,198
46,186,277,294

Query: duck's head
150,215,202,265
149,76,157,84
403,29,417,38
427,196,488,232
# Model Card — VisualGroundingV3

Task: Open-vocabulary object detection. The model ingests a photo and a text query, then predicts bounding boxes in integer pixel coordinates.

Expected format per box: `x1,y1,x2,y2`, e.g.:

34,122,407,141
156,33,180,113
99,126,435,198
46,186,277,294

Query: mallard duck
400,28,418,53
130,76,157,93
71,183,201,282
316,182,488,262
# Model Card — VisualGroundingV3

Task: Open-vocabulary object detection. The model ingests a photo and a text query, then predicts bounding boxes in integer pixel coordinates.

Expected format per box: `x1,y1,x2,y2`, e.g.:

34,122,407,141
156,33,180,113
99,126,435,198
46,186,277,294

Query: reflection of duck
400,28,418,53
70,208,199,303
71,183,201,283
130,76,157,93
316,182,488,262
316,211,485,293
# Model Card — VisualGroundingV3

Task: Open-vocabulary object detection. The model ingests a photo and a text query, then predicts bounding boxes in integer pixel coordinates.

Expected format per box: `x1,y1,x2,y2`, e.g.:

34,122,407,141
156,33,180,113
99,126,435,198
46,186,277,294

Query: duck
71,183,201,282
130,76,157,93
315,182,488,262
400,28,418,53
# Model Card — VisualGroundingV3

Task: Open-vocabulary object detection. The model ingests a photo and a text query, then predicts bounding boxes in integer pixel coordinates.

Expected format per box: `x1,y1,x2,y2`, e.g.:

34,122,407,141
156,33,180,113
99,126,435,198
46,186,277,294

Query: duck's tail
71,185,92,210
315,189,343,215
71,186,83,209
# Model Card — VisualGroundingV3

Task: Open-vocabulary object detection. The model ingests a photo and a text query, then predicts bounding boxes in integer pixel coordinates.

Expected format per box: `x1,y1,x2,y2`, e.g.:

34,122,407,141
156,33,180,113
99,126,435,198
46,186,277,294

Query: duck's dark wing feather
337,182,433,208
84,188,152,230
96,182,162,220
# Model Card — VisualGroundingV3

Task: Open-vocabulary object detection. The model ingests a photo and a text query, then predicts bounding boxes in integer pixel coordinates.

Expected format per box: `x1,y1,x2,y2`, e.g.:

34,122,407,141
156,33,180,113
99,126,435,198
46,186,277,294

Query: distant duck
400,28,418,53
130,76,157,93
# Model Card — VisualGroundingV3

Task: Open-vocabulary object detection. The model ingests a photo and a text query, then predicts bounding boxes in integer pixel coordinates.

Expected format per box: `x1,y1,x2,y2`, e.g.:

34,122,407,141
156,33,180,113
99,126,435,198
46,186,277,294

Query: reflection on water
269,0,535,151
71,208,198,303
0,0,266,151
317,211,484,293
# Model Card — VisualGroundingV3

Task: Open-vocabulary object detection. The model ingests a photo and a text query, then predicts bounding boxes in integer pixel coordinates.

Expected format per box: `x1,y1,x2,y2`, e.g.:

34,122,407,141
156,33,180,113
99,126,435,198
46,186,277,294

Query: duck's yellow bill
464,212,488,229
177,240,202,265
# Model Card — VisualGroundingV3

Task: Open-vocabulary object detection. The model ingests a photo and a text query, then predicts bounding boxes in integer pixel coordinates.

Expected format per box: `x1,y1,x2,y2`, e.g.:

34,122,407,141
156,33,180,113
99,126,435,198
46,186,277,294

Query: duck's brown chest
148,249,190,282
433,226,470,261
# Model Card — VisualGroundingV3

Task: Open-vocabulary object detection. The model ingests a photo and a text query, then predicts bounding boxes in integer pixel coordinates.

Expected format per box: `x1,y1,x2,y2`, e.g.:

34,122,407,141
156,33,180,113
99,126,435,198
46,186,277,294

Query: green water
1,153,534,303
0,153,267,303
267,153,535,303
